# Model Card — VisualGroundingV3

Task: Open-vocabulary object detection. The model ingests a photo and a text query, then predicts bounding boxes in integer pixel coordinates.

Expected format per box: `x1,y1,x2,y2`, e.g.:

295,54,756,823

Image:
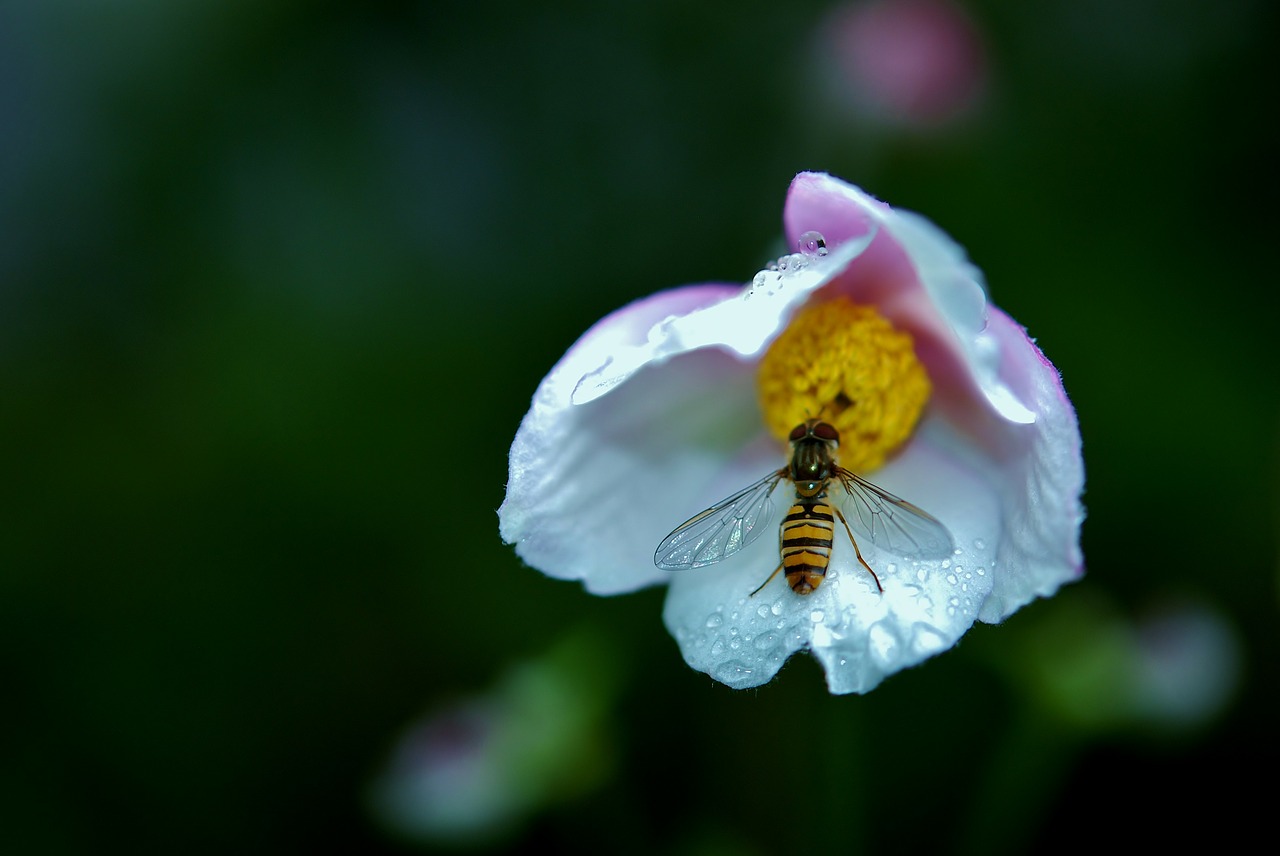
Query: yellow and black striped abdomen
780,500,834,595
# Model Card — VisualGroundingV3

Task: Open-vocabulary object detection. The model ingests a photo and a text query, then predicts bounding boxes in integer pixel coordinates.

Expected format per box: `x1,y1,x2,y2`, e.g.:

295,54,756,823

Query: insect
654,419,953,595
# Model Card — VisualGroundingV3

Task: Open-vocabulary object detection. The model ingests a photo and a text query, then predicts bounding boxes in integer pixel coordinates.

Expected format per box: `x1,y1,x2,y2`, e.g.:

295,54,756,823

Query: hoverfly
654,419,953,595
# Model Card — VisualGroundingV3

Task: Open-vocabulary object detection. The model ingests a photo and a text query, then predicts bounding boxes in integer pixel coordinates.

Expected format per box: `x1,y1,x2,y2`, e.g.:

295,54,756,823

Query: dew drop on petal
798,230,828,256
714,660,756,685
869,623,897,664
706,613,723,628
913,623,948,654
810,609,825,623
973,538,986,550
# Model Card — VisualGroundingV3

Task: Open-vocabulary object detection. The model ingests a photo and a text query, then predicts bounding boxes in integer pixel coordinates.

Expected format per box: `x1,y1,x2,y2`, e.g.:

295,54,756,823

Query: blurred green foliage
1,0,1275,853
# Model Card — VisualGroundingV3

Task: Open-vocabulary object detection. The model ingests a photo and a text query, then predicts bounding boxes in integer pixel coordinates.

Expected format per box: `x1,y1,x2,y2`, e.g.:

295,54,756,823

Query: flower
499,172,1084,694
819,0,988,128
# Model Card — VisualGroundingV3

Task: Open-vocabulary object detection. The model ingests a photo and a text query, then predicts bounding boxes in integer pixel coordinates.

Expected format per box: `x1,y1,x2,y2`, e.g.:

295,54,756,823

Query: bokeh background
3,0,1276,853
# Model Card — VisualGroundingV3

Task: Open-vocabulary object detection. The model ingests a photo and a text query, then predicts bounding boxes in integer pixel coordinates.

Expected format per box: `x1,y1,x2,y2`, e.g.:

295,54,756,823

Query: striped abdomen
780,499,834,595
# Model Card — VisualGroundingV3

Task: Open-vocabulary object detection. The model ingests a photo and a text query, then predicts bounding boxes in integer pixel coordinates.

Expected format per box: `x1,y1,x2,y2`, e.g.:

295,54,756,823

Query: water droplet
755,632,779,651
869,623,896,662
713,660,756,685
730,639,741,650
976,567,986,576
770,601,783,616
973,538,986,550
913,623,948,654
706,613,723,628
756,604,770,618
711,639,725,656
947,574,958,585
941,558,951,569
798,230,828,256
810,609,825,623
916,568,928,582
752,271,768,289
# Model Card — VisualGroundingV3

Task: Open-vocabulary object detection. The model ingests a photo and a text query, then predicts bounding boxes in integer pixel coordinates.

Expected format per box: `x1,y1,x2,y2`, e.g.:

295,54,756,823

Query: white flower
499,172,1085,694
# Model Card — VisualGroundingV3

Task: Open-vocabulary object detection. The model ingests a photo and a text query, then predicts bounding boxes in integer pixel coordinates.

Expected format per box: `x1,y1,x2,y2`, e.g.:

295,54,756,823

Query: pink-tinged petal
976,308,1086,620
570,232,880,405
784,172,1037,454
500,285,752,595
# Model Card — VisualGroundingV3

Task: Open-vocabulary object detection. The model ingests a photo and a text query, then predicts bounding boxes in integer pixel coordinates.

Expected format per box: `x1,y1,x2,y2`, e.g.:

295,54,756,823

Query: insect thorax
789,438,834,490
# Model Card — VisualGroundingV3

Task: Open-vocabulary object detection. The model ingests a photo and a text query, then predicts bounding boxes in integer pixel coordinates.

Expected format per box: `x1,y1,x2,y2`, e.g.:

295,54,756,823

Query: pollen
757,298,930,473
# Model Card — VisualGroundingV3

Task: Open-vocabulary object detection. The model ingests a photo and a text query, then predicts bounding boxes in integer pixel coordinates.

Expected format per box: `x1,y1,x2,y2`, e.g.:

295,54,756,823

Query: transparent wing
654,470,786,570
835,468,954,560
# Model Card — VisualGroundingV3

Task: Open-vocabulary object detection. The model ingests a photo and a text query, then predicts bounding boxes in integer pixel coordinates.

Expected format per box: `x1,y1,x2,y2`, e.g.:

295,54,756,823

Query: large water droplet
869,623,897,663
754,632,779,651
912,623,948,654
797,230,828,257
706,613,723,628
713,660,756,686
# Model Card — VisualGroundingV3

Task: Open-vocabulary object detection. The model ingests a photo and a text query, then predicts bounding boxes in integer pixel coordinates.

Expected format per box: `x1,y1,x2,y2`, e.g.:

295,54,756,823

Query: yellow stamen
757,298,930,473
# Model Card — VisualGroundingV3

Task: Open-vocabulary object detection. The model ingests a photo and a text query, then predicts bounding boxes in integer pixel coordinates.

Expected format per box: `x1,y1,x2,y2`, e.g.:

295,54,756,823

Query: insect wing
835,468,954,559
654,471,784,570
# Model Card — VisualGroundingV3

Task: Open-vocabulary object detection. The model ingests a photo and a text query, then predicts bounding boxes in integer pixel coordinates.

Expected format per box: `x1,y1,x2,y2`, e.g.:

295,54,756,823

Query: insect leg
750,562,785,598
834,506,884,593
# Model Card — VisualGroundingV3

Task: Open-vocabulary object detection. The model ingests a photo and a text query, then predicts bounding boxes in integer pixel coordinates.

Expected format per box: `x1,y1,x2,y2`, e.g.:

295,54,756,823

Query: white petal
662,412,1001,693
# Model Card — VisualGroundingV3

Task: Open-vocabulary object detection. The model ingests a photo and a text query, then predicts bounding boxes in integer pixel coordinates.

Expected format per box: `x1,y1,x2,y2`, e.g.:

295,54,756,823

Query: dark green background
3,1,1275,853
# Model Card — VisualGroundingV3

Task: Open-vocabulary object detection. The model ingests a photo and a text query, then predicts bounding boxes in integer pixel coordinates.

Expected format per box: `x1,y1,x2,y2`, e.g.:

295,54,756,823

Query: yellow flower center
757,298,930,473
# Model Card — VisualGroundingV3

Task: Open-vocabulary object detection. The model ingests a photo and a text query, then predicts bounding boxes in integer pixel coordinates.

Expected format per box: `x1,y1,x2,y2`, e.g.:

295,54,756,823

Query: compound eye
812,421,840,442
788,423,808,442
